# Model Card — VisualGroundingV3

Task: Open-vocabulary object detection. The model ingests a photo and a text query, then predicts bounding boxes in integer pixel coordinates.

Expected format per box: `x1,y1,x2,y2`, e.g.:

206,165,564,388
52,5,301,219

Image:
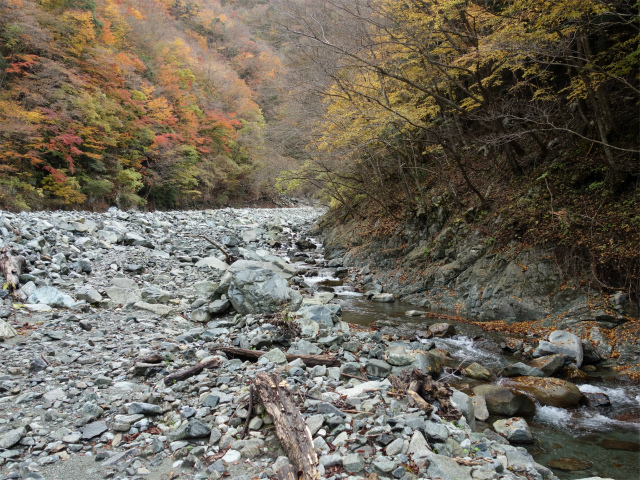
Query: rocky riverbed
0,207,621,480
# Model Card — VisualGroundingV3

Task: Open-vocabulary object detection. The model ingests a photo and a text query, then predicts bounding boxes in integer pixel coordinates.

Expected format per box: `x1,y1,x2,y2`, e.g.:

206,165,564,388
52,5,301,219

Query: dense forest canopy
0,0,298,210
273,0,639,298
0,0,638,294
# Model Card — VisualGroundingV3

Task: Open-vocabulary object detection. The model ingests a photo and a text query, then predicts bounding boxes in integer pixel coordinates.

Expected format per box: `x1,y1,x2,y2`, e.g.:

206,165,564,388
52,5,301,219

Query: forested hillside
276,0,639,301
0,0,296,210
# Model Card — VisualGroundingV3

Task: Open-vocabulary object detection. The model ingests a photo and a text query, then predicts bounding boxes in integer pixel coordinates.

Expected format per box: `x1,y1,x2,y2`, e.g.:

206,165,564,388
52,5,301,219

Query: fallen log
255,373,318,480
163,358,220,385
277,464,297,480
185,234,231,264
388,368,460,420
217,347,340,367
0,247,26,291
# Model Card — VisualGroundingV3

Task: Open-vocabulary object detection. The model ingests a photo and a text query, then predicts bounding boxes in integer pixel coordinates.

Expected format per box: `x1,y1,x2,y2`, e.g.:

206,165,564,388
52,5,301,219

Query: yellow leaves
60,10,96,56
0,101,43,125
146,96,174,122
41,172,87,205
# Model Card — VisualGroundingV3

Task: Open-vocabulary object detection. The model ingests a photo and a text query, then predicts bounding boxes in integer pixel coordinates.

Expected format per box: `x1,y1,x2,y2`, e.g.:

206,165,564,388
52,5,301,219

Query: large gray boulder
27,286,78,308
493,417,533,443
534,330,583,367
223,261,302,315
294,304,336,328
473,384,536,416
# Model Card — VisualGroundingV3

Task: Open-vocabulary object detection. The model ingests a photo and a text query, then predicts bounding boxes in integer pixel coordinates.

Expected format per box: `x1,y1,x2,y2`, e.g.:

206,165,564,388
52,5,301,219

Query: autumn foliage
276,0,639,300
0,0,287,210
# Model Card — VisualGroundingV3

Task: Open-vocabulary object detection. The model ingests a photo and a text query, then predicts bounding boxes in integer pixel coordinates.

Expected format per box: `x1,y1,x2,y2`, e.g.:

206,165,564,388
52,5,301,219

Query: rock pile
0,207,591,480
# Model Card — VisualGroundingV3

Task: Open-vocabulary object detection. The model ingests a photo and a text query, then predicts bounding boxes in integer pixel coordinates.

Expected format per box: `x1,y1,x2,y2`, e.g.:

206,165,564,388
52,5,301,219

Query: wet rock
493,417,533,443
547,457,593,471
528,354,567,377
473,384,536,416
579,392,611,408
534,331,583,367
463,362,493,381
503,362,545,378
371,293,395,303
503,377,581,408
429,323,456,338
413,352,441,376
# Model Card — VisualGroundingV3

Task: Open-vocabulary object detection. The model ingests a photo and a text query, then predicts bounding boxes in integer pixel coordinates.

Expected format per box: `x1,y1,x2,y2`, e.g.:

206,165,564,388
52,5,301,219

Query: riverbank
313,212,640,378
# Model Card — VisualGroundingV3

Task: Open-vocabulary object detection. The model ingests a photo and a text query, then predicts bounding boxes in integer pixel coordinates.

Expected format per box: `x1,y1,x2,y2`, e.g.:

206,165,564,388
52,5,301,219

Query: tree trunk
255,373,318,480
217,347,340,367
0,247,26,291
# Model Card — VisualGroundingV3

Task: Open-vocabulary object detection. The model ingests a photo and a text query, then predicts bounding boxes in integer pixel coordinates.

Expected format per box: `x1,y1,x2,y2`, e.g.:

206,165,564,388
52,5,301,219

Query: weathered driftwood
217,347,340,367
185,234,231,264
389,368,461,421
163,358,220,385
241,385,254,439
0,247,26,291
277,464,297,480
255,373,318,480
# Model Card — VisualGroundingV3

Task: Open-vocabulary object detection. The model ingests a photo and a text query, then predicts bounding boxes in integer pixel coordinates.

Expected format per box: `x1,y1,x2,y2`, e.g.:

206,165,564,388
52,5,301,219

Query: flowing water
287,243,640,479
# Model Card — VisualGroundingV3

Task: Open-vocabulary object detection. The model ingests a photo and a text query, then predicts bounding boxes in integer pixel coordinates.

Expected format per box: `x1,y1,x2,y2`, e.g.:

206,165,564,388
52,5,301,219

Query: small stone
342,453,365,473
222,449,241,463
82,421,108,440
128,402,163,415
0,427,26,449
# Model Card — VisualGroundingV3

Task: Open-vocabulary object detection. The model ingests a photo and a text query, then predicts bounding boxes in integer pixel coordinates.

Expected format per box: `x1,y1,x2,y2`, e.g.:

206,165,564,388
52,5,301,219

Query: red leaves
4,54,39,75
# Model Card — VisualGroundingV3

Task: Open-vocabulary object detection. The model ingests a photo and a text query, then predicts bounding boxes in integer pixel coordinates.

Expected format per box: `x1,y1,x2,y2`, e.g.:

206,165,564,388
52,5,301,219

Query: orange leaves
4,54,39,74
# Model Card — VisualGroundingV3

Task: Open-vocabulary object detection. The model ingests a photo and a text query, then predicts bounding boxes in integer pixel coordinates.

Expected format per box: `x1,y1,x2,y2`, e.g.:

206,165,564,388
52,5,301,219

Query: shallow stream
291,245,640,479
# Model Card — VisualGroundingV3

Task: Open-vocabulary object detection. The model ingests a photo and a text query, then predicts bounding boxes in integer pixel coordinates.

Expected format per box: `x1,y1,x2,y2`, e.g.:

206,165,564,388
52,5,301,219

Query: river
291,244,640,479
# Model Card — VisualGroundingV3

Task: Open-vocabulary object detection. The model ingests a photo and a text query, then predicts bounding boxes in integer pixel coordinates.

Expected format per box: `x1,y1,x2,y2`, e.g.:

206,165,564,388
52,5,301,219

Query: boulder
294,304,336,328
195,256,229,271
503,362,545,378
472,384,536,416
451,390,476,430
224,261,302,315
463,362,493,381
386,345,415,366
528,354,568,377
413,352,442,376
27,286,78,308
371,293,395,303
471,395,490,421
493,417,533,443
104,286,141,305
534,330,583,367
503,376,581,408
429,323,456,338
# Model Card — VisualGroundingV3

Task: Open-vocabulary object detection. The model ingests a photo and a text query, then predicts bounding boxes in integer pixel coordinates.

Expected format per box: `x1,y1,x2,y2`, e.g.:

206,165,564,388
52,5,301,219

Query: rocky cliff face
313,209,640,371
